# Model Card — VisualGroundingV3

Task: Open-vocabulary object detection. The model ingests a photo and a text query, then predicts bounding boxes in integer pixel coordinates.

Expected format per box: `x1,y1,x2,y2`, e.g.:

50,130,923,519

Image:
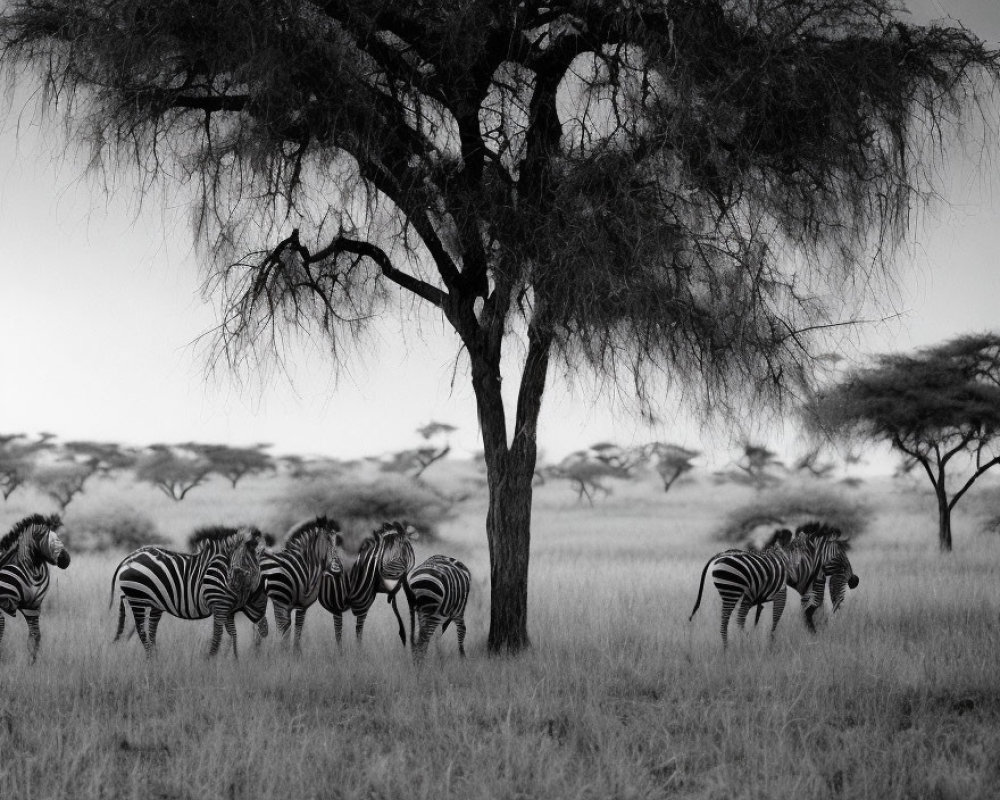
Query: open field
2,474,1000,799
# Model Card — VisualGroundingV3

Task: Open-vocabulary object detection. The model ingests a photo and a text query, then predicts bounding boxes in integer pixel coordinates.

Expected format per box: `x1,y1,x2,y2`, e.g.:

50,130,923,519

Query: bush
64,506,168,553
716,484,872,546
270,473,452,550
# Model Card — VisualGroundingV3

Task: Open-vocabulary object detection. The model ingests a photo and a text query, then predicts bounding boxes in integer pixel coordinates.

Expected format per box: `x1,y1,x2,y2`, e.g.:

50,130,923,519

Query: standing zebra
689,522,859,646
318,521,416,646
260,516,341,650
402,554,471,662
0,514,70,661
111,526,273,647
114,527,264,658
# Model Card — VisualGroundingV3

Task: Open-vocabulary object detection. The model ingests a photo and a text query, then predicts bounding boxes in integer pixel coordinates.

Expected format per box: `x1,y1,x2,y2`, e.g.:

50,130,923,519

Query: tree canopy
806,333,1000,550
3,0,998,650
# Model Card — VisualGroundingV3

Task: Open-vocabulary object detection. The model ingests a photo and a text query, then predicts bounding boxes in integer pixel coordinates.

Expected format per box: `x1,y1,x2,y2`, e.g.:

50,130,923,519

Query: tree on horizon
3,0,997,652
806,333,1000,552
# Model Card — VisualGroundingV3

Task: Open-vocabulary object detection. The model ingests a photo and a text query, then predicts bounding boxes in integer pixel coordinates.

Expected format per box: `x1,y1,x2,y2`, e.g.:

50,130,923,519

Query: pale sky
0,0,998,465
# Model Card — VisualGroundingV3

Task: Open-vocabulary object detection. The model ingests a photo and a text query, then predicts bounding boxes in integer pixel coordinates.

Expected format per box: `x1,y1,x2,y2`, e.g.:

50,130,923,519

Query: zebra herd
0,513,469,663
0,513,856,662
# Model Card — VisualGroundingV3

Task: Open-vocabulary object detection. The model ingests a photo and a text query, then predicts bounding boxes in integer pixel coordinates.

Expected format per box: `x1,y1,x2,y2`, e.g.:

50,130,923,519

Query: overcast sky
1,0,998,465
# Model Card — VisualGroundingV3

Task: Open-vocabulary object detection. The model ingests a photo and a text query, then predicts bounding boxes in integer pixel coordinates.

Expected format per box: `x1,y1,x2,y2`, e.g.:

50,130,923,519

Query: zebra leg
0,613,5,656
734,597,753,633
273,603,292,641
225,614,239,660
802,575,825,634
130,603,156,657
354,610,369,643
455,617,467,658
413,613,437,664
333,613,343,646
770,587,787,643
292,608,306,652
23,609,41,662
208,610,227,658
112,596,129,642
253,618,268,648
718,593,738,648
145,609,163,653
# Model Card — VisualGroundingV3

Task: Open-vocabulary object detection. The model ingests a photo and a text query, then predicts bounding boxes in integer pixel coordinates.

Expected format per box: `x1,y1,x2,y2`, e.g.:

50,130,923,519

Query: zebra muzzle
56,551,71,569
848,575,859,589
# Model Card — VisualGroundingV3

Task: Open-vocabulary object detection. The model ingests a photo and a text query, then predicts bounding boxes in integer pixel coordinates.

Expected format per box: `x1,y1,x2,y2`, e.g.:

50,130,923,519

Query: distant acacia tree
134,445,213,501
4,1,997,652
194,443,274,488
645,443,700,493
807,333,1000,551
31,459,97,511
0,434,49,500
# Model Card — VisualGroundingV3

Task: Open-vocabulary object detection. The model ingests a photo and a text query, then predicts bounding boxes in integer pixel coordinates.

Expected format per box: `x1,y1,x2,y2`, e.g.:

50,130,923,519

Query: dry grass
2,473,1000,799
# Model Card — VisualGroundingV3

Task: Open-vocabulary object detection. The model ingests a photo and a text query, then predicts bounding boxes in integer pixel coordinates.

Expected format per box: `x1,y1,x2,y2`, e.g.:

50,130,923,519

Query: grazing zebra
402,555,471,662
785,522,860,632
0,514,70,661
318,521,417,646
111,526,273,646
260,517,341,650
689,521,859,646
114,527,264,658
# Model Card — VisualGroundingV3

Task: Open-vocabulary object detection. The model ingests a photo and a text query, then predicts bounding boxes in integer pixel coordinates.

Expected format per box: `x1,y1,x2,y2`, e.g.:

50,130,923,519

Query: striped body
404,555,470,662
0,514,70,661
784,524,860,631
115,528,263,658
318,521,416,645
690,547,792,646
111,535,270,647
261,517,340,650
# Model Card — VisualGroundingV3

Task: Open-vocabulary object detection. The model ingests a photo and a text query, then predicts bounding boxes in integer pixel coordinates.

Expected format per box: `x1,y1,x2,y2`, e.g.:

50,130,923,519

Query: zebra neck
346,549,380,605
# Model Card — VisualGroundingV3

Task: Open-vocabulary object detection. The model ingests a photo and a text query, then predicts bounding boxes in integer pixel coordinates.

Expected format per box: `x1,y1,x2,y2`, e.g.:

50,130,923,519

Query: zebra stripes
111,526,273,647
0,514,70,661
113,527,264,658
318,521,416,645
689,545,792,646
261,517,341,650
690,522,859,646
403,554,470,662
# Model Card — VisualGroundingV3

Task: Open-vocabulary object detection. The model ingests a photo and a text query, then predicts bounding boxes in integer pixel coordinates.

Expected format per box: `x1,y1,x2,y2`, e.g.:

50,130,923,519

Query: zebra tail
403,575,416,650
689,557,715,621
108,563,122,610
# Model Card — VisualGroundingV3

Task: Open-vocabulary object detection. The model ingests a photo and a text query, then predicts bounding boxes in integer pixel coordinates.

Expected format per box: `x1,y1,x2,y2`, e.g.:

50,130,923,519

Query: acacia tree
806,333,1000,552
3,1,997,652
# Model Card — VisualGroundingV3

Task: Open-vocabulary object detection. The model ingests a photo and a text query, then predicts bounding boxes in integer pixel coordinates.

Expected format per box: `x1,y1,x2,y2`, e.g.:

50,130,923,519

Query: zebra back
404,554,471,634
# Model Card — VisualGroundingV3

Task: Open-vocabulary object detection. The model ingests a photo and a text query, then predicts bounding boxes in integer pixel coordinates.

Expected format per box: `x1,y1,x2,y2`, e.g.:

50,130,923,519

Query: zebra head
286,516,342,572
226,527,265,600
371,521,417,590
823,539,859,612
9,514,70,569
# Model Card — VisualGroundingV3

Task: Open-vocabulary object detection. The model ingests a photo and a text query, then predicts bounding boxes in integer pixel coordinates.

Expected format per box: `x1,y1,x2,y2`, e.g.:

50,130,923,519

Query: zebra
113,527,264,658
402,554,471,662
785,522,861,632
689,521,859,646
110,526,274,646
318,520,417,646
0,514,70,661
260,516,341,650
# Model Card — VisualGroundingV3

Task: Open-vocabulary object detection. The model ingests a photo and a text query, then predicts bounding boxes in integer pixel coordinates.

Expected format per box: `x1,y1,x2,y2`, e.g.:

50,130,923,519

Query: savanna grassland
2,469,1000,800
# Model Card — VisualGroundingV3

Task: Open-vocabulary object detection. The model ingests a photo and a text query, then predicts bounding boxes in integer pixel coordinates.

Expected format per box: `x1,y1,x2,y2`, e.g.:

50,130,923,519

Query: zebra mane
793,521,851,549
0,514,62,562
188,525,275,551
285,516,339,550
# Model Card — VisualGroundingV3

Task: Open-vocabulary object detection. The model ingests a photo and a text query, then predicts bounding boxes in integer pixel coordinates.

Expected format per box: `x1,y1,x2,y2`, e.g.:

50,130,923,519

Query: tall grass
2,476,999,799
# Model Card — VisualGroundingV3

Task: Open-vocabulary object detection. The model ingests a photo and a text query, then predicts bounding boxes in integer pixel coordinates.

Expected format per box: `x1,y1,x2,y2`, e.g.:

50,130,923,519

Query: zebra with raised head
111,526,274,646
114,527,264,658
318,521,417,646
260,516,341,650
402,554,471,662
0,514,70,661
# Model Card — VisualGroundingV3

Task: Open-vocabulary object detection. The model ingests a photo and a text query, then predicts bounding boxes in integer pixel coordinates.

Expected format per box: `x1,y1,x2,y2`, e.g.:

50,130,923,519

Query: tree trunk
469,322,550,655
936,488,953,552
